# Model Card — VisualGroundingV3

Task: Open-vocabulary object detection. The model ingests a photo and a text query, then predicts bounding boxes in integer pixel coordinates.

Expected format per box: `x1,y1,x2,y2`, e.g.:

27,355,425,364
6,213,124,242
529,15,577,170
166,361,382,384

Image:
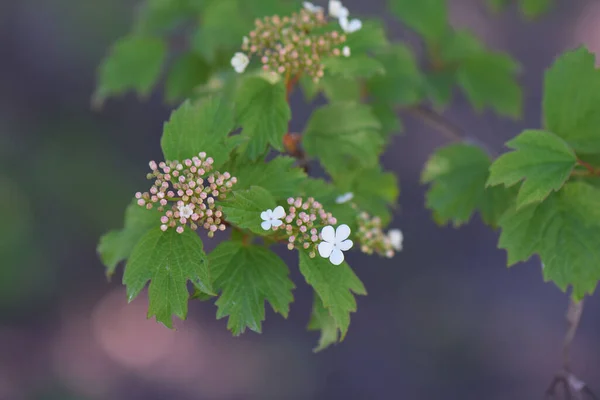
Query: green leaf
457,51,522,118
487,130,577,208
98,201,161,277
479,185,517,229
388,0,449,43
191,0,252,63
307,293,340,352
424,69,456,107
93,35,167,107
520,0,553,18
342,19,389,53
321,76,362,102
123,228,212,328
336,164,399,225
133,0,194,34
165,53,211,104
371,103,403,138
497,201,545,265
298,251,366,339
220,186,277,235
422,144,491,226
226,156,306,200
303,102,383,177
539,183,600,298
368,44,423,106
543,47,600,153
210,241,294,335
160,96,236,168
323,55,386,79
498,182,600,298
438,30,483,63
235,77,291,160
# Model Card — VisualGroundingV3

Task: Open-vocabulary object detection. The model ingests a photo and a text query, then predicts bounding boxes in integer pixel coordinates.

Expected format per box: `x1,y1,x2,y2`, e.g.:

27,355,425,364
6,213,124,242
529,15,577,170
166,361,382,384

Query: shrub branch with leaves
95,0,598,396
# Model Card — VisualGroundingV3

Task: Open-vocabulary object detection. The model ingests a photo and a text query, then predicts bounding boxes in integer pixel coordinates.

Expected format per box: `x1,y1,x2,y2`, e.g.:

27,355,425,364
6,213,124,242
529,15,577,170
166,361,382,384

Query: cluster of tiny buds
260,197,337,258
356,212,400,258
238,8,347,82
135,152,237,237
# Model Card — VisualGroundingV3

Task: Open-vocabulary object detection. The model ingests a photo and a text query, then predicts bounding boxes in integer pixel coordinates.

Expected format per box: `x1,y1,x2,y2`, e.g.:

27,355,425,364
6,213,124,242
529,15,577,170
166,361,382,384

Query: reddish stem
576,159,600,176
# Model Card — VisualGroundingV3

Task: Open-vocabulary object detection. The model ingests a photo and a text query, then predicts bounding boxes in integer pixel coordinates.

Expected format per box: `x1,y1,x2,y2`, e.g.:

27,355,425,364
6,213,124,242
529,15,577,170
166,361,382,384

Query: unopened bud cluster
356,212,396,258
135,152,237,237
241,8,347,82
269,197,338,257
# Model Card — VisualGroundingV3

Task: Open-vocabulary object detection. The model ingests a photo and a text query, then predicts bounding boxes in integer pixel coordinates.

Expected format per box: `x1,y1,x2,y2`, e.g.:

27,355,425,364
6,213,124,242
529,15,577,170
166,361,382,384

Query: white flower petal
340,17,361,33
271,219,283,228
231,52,249,73
303,1,323,13
318,241,334,258
338,239,353,251
348,18,362,32
329,0,348,18
272,205,286,219
335,192,353,204
260,211,270,221
321,225,335,242
335,224,351,242
261,220,272,230
388,229,403,251
329,248,345,265
342,46,351,57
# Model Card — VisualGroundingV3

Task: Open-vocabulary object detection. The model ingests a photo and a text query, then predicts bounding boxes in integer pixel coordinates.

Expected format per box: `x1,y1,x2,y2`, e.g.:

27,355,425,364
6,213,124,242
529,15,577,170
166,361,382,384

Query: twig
405,105,465,143
563,298,584,372
545,298,597,400
403,105,500,157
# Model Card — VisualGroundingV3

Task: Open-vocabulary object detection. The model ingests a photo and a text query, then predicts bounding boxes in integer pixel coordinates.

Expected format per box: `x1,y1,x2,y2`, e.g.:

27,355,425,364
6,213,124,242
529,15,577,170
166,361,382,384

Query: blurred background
2,0,600,399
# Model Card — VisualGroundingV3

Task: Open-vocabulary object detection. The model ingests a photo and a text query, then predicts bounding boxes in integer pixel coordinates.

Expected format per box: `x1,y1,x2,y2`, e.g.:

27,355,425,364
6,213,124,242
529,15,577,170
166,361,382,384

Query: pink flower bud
135,192,142,199
160,199,167,206
176,226,184,234
137,199,145,206
199,152,206,159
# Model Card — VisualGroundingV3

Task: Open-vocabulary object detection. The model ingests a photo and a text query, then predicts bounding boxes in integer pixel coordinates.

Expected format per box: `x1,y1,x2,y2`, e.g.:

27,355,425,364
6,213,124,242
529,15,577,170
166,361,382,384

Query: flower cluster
356,212,402,258
261,197,341,258
231,0,362,81
135,152,237,236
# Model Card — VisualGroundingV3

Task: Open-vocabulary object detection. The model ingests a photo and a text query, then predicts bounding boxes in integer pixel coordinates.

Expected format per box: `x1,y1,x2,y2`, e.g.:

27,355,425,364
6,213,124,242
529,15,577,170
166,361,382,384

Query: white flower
178,204,193,219
335,192,354,204
231,52,249,73
342,46,351,57
261,206,285,230
388,229,403,251
328,0,349,19
303,1,323,13
318,224,353,265
339,16,362,33
242,36,249,45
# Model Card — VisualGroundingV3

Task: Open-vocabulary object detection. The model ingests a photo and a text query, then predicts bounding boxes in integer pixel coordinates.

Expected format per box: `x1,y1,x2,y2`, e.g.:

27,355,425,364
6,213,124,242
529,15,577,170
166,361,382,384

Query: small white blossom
339,17,362,33
318,224,353,265
231,52,250,73
388,229,403,251
342,46,351,57
261,206,286,230
178,204,193,219
242,36,249,45
328,0,349,19
335,192,354,204
303,1,323,13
